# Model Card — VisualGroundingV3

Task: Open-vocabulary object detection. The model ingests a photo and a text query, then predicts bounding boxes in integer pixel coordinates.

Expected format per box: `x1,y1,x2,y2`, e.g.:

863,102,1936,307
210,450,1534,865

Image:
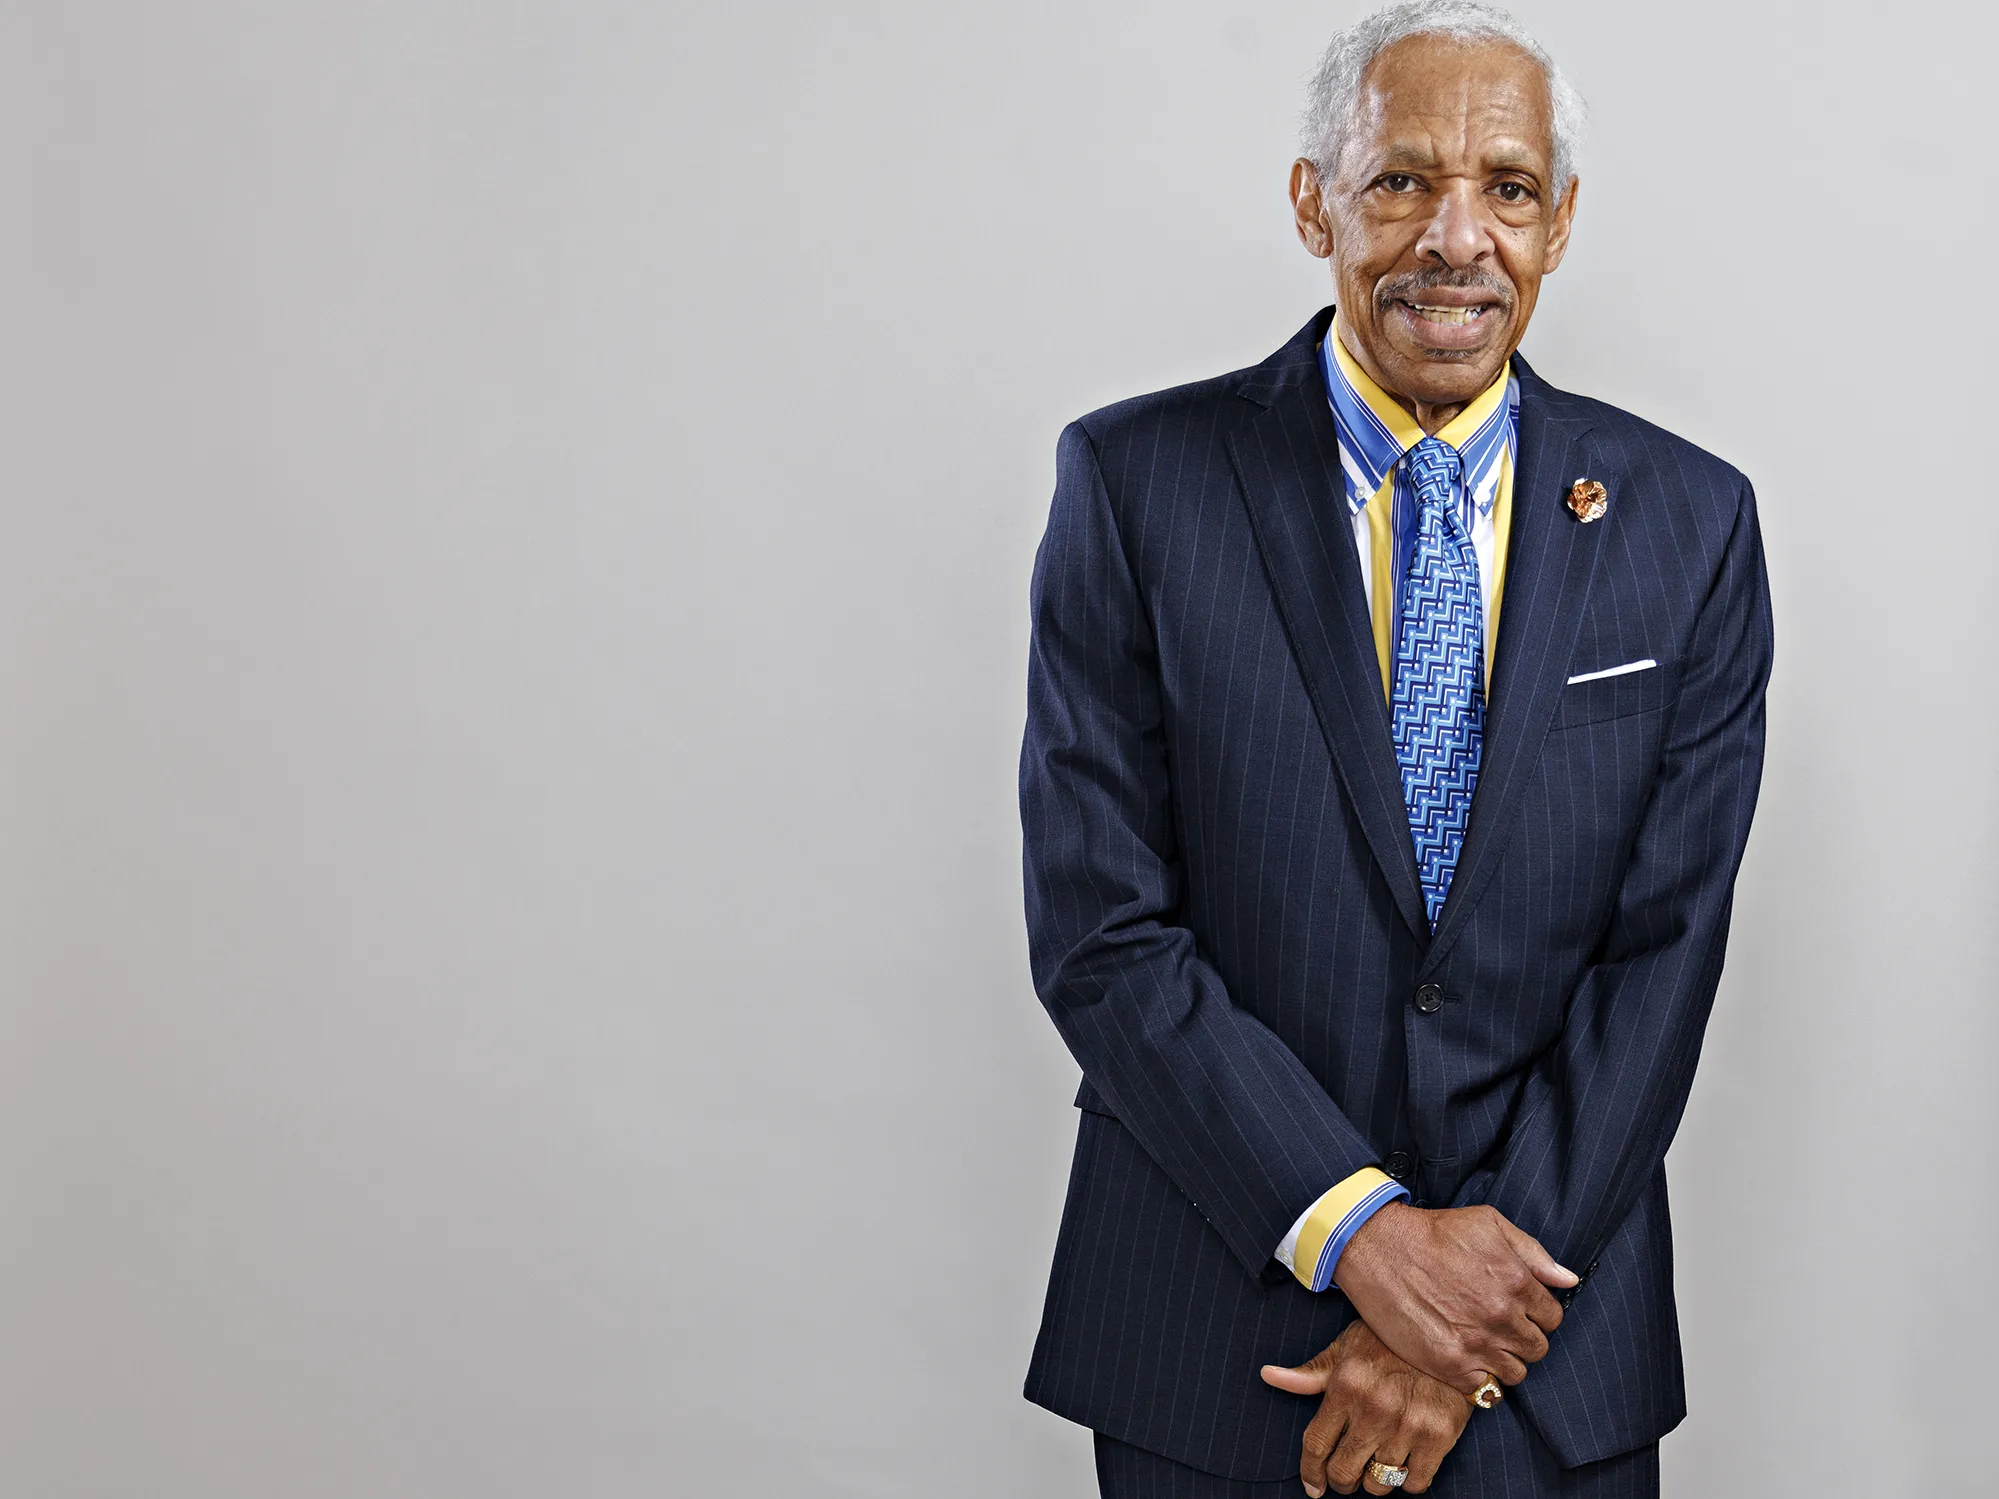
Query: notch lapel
1228,372,1431,944
1422,376,1602,972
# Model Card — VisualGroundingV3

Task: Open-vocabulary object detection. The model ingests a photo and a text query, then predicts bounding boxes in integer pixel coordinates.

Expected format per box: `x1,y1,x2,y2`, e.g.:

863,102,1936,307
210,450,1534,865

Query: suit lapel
1422,371,1601,972
1229,359,1431,944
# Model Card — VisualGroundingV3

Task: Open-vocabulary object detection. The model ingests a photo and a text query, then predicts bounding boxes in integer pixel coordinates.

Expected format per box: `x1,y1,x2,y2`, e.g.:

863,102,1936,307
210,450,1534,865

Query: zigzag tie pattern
1391,437,1485,929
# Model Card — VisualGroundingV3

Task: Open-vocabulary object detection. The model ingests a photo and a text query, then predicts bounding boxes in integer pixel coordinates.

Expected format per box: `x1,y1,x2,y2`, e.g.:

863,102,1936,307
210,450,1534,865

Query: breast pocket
1554,658,1678,729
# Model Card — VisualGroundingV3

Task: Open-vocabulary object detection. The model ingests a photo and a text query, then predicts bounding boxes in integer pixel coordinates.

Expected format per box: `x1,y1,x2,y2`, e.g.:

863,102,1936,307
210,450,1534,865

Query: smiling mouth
1402,301,1496,326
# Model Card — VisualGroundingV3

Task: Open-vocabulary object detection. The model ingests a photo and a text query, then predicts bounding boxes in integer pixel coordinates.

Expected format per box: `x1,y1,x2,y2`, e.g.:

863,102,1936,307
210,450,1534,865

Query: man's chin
1381,356,1506,410
1398,325,1504,363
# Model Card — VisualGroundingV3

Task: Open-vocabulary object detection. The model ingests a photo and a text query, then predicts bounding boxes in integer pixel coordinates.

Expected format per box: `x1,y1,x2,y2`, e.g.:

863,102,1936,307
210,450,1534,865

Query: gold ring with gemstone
1470,1376,1503,1409
1366,1459,1409,1489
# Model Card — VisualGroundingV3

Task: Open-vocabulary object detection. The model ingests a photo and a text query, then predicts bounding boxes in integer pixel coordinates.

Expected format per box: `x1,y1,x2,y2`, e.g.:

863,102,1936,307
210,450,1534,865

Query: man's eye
1494,182,1533,203
1380,174,1417,193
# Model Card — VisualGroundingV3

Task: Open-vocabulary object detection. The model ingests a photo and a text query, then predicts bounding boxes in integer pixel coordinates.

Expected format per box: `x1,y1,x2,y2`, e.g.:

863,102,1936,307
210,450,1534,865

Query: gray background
2,2,1992,1495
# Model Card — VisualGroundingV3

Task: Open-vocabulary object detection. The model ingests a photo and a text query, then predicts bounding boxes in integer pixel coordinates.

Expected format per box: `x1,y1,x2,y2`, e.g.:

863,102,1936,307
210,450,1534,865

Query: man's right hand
1332,1201,1577,1395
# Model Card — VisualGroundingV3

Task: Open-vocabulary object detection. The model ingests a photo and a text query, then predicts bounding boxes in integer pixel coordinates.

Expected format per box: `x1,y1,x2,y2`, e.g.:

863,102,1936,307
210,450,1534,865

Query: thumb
1259,1348,1336,1396
1500,1221,1579,1288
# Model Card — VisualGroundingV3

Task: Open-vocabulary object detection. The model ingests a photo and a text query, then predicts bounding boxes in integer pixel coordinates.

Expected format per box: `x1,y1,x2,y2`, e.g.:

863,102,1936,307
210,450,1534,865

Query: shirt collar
1318,315,1517,518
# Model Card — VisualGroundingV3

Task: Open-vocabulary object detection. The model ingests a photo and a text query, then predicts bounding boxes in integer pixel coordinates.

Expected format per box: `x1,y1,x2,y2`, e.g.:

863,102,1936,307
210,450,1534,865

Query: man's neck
1406,399,1466,437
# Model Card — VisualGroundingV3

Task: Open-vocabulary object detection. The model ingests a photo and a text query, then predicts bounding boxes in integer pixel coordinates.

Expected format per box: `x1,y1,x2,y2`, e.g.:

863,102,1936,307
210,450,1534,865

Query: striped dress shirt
1273,320,1520,1292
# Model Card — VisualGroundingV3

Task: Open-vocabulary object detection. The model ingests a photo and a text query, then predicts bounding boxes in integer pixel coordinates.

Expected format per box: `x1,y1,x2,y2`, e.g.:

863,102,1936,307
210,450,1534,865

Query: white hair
1301,0,1586,203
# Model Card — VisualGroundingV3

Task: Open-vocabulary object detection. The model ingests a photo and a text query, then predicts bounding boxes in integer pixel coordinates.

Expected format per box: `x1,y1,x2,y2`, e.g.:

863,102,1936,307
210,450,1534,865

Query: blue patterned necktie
1391,437,1485,929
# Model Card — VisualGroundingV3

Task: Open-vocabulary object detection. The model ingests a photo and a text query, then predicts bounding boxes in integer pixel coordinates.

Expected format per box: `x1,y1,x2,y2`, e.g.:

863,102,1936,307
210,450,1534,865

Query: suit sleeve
1021,421,1387,1279
1451,476,1773,1278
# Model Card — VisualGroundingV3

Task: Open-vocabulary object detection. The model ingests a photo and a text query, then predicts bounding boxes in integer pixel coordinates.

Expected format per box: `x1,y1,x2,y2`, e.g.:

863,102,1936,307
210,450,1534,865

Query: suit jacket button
1414,984,1443,1014
1384,1150,1413,1179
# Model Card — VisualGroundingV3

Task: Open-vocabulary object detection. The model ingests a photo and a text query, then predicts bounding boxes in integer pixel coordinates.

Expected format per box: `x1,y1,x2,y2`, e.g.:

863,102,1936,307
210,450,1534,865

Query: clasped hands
1258,1202,1577,1496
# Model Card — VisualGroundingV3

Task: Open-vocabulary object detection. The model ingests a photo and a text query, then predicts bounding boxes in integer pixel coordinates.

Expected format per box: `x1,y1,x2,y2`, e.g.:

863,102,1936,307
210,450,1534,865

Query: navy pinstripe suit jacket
1019,308,1770,1479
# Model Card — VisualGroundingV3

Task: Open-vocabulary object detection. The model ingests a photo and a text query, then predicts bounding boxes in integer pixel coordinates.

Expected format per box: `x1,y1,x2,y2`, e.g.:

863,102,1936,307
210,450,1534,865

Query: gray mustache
1377,269,1512,305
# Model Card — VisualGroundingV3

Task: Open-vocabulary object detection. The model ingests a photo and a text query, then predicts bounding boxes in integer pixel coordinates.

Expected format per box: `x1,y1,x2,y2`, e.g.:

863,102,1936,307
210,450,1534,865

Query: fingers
1491,1295,1554,1374
1294,1329,1467,1498
1262,1335,1344,1397
1324,1410,1393,1496
1480,1216,1563,1340
1402,1377,1475,1493
1297,1398,1351,1498
1300,1332,1394,1499
1521,1279,1565,1335
1261,1361,1331,1396
1403,1437,1450,1494
1498,1219,1578,1289
1456,1299,1550,1386
1508,1313,1550,1365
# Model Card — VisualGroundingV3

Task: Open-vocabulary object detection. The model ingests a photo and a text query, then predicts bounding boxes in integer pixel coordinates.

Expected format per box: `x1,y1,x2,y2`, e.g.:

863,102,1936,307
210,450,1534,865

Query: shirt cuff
1273,1168,1409,1292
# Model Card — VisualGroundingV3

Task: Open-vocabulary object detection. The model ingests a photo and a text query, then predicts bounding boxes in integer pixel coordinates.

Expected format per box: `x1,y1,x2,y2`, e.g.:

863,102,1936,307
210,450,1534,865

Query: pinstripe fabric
1095,1406,1660,1499
1020,308,1770,1481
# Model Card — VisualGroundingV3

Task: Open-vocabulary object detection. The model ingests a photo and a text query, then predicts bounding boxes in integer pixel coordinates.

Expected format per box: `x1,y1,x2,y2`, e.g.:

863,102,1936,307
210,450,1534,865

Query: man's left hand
1260,1321,1474,1496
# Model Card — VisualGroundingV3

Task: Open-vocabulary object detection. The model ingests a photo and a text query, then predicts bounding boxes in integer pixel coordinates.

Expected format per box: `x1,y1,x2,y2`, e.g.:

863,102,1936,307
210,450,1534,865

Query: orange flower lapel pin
1567,477,1608,523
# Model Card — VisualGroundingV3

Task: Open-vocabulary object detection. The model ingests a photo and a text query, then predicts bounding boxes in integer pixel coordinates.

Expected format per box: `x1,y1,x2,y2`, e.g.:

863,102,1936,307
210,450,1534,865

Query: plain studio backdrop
2,1,1993,1495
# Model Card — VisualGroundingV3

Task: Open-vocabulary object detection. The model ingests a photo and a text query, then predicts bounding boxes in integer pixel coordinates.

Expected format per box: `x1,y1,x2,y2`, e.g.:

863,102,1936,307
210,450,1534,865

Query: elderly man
1018,3,1770,1496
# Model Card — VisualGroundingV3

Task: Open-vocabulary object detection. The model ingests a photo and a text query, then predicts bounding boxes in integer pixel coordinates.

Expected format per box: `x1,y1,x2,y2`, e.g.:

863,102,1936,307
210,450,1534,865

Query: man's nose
1413,181,1497,268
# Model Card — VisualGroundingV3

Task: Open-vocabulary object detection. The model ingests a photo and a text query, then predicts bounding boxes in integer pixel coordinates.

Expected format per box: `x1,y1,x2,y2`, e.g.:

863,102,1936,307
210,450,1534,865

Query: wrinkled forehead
1349,34,1555,174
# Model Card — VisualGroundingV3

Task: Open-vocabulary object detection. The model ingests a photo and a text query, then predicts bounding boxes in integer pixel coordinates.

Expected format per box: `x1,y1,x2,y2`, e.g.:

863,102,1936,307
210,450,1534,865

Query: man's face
1290,35,1577,421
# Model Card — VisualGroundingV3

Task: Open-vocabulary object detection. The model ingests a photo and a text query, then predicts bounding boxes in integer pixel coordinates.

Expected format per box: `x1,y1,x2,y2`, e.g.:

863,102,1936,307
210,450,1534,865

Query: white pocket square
1566,658,1657,685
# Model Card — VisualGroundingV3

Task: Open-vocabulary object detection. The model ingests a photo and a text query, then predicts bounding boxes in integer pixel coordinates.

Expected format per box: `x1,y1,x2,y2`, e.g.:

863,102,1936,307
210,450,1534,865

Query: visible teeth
1408,303,1483,325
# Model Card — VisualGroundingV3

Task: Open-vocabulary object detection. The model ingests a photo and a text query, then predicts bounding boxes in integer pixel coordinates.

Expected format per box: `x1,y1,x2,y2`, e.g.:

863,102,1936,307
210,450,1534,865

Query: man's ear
1289,159,1334,260
1542,175,1579,273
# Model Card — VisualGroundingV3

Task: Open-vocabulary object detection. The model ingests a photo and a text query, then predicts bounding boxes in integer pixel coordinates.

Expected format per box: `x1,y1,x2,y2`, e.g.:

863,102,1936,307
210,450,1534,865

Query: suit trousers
1093,1407,1660,1499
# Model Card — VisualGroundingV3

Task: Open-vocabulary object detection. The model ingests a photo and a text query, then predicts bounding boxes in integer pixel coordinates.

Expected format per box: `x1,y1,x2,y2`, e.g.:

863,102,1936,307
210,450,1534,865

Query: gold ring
1366,1459,1409,1489
1471,1377,1503,1409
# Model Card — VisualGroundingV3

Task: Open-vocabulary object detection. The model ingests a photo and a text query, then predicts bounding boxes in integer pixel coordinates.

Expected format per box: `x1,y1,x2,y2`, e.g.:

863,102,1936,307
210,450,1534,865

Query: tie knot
1405,436,1462,508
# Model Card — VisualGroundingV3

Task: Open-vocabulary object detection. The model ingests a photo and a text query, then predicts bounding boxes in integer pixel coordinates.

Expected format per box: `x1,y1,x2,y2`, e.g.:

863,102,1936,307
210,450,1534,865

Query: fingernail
1304,1487,1324,1498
